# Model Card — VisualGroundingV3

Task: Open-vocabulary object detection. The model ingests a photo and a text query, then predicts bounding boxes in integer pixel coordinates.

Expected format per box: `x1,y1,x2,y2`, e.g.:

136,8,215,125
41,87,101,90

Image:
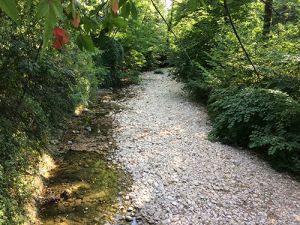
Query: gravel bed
113,69,300,225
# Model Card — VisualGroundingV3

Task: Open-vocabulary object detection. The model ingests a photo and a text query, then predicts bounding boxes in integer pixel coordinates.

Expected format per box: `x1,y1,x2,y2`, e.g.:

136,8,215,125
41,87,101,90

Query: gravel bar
113,70,300,225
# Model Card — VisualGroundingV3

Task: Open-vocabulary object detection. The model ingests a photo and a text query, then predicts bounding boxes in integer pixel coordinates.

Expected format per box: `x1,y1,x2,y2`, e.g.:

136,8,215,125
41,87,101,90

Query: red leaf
53,27,70,49
112,0,119,15
72,14,80,28
53,39,63,49
53,27,65,37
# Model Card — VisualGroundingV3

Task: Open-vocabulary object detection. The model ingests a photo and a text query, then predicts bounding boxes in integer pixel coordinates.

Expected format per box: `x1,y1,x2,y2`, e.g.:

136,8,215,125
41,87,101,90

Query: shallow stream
40,150,131,225
38,90,137,225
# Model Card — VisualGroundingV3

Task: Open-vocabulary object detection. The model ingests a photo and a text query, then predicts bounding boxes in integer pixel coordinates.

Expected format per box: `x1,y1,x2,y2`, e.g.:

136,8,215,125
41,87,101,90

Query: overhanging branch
224,0,261,80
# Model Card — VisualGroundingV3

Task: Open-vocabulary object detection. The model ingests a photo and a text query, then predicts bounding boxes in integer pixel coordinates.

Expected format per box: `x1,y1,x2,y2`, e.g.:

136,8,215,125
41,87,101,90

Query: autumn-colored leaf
53,27,65,36
72,14,80,28
53,39,63,49
53,27,69,49
112,0,119,15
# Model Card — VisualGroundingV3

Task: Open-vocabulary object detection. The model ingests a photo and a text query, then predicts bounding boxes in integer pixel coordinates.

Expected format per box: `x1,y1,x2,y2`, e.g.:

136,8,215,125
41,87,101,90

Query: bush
0,15,99,223
119,70,141,85
261,74,300,101
183,65,216,102
123,49,147,72
93,34,124,87
208,88,300,174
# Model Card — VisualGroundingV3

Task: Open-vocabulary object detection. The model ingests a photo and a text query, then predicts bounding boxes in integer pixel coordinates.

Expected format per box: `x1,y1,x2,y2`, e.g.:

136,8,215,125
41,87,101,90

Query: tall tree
262,0,273,39
167,0,174,45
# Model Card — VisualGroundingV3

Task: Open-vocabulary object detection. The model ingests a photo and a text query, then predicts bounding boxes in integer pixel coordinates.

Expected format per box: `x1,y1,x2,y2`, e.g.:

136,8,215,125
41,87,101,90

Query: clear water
40,150,131,225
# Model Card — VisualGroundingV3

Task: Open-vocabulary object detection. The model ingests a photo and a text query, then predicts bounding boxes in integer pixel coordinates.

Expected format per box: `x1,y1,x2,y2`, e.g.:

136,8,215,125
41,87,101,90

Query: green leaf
112,17,127,28
0,0,19,22
187,0,197,10
81,16,98,32
43,6,57,48
130,2,138,19
102,15,113,30
187,0,207,10
77,34,95,52
120,2,131,18
119,0,127,7
51,0,64,19
200,0,207,9
36,0,49,18
91,2,106,15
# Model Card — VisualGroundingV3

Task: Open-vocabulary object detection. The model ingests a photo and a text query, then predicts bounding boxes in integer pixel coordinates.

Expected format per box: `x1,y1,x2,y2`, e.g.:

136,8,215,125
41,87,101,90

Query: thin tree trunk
262,0,273,39
223,0,261,80
167,0,174,45
149,0,192,64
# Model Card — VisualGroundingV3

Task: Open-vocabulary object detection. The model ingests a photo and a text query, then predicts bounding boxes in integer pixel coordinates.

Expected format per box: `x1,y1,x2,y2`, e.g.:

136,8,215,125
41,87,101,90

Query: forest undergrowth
169,0,300,177
0,0,299,224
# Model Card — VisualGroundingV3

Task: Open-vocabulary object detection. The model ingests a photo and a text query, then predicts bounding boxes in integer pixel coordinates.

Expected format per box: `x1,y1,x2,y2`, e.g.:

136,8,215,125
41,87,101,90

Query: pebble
113,70,300,225
85,126,92,132
125,215,133,222
50,139,59,145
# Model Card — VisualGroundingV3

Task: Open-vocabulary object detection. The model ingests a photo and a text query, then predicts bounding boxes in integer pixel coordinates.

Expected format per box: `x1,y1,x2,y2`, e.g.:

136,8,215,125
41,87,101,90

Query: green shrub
0,113,41,224
170,10,220,82
123,49,147,72
93,34,124,87
261,74,300,101
208,88,300,174
120,70,141,85
0,15,99,223
183,67,216,102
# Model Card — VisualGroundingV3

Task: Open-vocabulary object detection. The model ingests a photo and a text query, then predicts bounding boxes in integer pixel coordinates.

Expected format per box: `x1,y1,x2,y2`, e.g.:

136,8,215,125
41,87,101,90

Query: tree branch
260,0,281,16
149,0,193,64
224,0,261,80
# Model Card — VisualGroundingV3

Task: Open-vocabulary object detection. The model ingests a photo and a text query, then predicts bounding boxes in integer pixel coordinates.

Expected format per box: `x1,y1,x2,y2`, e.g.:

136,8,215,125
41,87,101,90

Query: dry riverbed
37,69,300,225
113,69,300,225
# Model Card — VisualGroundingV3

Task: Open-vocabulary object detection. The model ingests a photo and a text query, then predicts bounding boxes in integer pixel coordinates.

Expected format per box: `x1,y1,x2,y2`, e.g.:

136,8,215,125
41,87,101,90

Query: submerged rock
60,189,71,201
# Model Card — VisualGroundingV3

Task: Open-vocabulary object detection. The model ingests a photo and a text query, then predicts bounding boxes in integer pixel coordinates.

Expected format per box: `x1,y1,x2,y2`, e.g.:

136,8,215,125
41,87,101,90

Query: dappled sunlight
114,68,300,224
158,129,172,136
131,182,156,209
1,0,299,224
39,153,57,179
172,155,184,170
194,131,208,139
47,181,91,195
40,149,130,224
74,104,88,116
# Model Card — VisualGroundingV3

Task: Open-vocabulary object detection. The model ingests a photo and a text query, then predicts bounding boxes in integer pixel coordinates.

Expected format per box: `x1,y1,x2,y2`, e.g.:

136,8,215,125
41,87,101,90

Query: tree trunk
167,0,174,46
262,0,273,40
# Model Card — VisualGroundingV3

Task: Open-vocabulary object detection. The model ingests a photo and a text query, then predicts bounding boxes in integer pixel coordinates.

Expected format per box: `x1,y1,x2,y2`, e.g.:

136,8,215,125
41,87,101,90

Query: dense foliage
209,88,300,172
1,0,299,223
0,0,166,223
0,7,98,224
169,0,300,175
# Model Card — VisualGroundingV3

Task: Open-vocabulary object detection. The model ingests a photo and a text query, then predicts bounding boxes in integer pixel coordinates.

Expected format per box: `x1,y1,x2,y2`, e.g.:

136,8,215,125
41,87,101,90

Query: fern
208,88,300,174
